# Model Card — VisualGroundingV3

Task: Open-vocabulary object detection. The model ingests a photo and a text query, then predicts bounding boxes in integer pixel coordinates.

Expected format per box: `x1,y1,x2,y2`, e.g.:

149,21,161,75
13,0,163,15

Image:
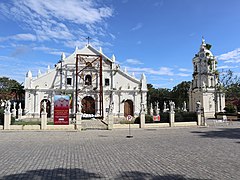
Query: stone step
82,119,108,130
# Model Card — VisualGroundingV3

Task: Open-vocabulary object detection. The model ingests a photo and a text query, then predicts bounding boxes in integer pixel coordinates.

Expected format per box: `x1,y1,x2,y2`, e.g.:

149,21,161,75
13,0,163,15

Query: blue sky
1,0,240,89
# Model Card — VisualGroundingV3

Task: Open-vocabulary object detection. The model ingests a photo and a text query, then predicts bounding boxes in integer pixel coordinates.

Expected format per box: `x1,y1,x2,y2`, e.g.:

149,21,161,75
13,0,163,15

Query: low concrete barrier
0,125,3,130
47,125,75,130
145,123,169,128
23,125,41,130
10,125,23,130
174,122,197,127
113,124,140,129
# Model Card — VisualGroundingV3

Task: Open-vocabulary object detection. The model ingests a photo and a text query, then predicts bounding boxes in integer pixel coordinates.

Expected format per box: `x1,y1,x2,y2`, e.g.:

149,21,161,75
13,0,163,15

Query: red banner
54,95,69,125
153,115,160,121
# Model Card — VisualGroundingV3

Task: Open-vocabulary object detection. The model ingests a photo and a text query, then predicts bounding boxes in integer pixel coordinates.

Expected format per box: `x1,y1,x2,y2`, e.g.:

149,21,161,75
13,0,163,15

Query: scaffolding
75,54,103,119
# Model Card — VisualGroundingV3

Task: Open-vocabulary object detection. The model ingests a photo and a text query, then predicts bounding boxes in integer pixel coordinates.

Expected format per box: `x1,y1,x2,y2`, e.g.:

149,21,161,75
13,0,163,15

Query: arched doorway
81,96,95,114
40,99,51,118
124,99,133,117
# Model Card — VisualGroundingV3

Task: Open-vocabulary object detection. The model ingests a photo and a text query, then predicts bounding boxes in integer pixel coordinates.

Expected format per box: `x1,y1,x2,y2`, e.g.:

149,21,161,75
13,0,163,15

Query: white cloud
217,65,238,69
178,68,192,72
177,73,191,77
159,67,174,76
123,66,174,76
0,33,37,42
125,59,143,65
0,0,114,47
131,23,143,31
217,48,240,63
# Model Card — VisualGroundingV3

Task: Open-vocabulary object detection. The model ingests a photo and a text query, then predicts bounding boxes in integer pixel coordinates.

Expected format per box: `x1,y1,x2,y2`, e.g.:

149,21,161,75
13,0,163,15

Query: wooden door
124,100,133,117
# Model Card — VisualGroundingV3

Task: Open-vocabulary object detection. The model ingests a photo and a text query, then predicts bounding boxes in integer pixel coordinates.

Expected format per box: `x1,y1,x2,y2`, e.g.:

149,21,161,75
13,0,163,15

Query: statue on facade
5,100,11,113
169,101,175,113
183,101,187,112
196,101,201,112
150,103,153,116
163,101,167,112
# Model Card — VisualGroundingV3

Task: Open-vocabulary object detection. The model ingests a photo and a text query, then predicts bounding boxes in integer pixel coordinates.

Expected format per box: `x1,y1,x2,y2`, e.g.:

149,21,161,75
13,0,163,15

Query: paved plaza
0,122,240,179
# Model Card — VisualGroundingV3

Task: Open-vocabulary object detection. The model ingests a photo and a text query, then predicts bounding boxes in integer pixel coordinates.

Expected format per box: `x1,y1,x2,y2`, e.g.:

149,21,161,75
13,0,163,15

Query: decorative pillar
4,107,11,130
169,101,175,127
75,112,82,131
150,103,153,116
196,101,202,126
12,102,16,118
41,102,47,130
140,103,145,128
18,103,22,120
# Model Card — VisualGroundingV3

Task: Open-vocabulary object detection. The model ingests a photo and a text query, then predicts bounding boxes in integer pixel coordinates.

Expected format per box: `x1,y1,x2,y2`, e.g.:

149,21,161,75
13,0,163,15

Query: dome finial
202,36,206,44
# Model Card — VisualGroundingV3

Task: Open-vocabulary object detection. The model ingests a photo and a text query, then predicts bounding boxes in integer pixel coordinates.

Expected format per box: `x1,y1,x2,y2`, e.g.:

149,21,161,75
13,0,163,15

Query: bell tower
189,38,225,118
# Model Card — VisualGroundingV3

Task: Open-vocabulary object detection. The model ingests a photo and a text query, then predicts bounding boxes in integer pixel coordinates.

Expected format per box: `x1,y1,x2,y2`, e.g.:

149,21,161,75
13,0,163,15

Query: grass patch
13,121,41,125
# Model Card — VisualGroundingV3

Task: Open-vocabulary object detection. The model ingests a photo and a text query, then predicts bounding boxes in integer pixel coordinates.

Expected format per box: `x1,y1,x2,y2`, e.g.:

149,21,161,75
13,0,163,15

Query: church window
105,78,110,86
67,78,72,85
85,75,92,85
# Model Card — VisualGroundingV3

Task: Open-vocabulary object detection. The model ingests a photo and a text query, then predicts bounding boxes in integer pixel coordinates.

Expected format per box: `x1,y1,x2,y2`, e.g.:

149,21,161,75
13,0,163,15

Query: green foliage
171,81,191,109
134,115,153,124
147,84,171,112
119,120,134,124
147,81,190,112
0,109,4,125
175,112,197,122
159,113,169,123
224,104,236,113
0,77,24,100
13,121,41,125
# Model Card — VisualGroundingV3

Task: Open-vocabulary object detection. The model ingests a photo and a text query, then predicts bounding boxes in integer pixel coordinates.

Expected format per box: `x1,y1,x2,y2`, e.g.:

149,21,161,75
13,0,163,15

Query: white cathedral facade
189,38,225,118
24,44,147,121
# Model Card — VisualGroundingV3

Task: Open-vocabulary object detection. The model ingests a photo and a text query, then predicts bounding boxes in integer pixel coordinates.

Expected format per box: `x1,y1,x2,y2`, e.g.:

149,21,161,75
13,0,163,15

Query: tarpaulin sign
54,95,70,125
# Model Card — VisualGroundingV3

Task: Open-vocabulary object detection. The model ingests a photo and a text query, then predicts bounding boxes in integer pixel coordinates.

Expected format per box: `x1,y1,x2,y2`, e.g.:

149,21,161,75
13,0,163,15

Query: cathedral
24,44,147,121
189,38,225,118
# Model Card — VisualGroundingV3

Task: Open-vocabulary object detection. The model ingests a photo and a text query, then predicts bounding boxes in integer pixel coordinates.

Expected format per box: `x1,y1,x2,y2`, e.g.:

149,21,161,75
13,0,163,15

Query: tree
147,83,171,112
219,69,240,111
0,77,24,101
171,81,191,109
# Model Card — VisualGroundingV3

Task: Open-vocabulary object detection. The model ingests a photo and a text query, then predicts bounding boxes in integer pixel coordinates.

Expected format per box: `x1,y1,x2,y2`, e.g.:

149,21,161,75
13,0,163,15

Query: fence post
4,111,11,130
76,112,82,131
41,112,47,130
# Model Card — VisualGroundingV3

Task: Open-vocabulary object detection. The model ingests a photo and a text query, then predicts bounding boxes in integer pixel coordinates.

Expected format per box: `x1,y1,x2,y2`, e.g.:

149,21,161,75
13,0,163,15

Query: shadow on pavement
115,171,207,180
1,168,209,180
192,128,240,140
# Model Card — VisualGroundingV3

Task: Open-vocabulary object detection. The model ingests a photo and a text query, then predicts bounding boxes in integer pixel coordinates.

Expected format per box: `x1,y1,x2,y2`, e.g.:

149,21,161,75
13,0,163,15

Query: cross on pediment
86,36,91,45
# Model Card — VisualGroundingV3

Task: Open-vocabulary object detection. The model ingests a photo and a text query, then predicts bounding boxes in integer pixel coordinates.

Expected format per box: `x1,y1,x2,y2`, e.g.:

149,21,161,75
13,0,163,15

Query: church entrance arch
81,96,95,114
40,99,51,118
124,99,133,117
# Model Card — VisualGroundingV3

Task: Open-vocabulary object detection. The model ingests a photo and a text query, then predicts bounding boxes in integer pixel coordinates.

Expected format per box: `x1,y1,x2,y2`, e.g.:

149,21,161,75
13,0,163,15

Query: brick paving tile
0,125,240,179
